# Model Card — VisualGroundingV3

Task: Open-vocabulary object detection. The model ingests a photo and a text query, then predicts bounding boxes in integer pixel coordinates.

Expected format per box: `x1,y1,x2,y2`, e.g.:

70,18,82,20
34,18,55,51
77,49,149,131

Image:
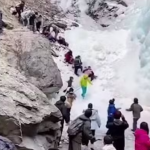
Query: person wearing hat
80,74,92,98
74,56,83,76
126,98,143,131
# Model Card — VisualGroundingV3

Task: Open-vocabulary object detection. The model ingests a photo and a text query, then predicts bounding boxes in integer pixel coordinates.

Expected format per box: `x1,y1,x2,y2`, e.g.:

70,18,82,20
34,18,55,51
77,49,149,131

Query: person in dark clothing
106,111,129,150
58,36,69,46
29,12,37,32
36,15,42,32
68,109,95,150
0,10,2,33
55,96,70,145
74,56,83,76
15,0,25,21
65,50,74,64
126,98,143,131
63,77,74,93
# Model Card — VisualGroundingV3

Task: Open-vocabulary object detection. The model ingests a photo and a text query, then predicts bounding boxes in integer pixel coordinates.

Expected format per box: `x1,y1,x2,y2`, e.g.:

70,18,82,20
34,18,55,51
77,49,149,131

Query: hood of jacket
102,144,116,150
79,114,90,122
113,119,123,126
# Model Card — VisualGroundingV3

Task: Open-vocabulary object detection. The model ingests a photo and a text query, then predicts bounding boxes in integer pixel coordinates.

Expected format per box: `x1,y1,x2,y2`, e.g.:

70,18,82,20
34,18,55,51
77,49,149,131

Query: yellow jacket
80,75,92,87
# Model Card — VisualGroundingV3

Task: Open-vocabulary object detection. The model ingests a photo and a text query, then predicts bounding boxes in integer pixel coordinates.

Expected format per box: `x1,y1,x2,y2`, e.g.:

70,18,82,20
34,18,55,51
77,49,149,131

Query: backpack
74,58,81,66
67,117,84,136
0,136,16,150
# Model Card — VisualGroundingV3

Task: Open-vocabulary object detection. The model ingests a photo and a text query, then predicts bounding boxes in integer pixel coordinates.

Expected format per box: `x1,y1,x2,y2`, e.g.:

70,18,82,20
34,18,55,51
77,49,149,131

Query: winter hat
140,122,149,134
60,96,66,102
84,109,92,118
114,111,121,119
88,103,93,109
104,135,113,145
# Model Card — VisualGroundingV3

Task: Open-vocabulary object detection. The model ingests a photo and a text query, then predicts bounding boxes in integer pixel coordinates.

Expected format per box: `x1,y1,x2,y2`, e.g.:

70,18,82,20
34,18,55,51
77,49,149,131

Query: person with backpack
102,135,116,150
55,96,70,145
126,98,143,132
135,122,150,150
106,111,129,150
68,109,96,150
80,74,92,98
74,56,83,76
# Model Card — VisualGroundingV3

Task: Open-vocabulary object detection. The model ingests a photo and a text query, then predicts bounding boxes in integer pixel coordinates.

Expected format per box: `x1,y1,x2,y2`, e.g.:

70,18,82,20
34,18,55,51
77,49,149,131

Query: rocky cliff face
0,0,64,149
56,0,128,27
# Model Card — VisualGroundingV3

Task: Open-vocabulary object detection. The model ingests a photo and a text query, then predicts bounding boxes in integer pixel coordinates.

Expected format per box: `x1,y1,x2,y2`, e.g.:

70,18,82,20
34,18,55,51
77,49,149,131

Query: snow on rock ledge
0,28,63,96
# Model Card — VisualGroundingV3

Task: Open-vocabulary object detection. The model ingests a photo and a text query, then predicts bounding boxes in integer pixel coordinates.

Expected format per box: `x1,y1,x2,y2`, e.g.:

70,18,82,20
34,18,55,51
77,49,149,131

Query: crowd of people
55,95,150,150
0,1,150,150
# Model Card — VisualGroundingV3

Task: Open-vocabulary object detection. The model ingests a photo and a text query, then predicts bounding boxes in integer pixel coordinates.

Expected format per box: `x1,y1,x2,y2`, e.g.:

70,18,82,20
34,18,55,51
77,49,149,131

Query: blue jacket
107,104,117,117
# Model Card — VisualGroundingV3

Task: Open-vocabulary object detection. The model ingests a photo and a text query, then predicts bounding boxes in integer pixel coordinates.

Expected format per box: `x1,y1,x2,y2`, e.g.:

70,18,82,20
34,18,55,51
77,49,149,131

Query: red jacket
135,129,150,150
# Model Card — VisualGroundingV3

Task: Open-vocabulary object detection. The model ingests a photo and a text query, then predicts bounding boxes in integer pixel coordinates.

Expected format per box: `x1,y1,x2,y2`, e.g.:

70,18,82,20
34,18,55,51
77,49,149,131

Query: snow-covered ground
52,0,150,150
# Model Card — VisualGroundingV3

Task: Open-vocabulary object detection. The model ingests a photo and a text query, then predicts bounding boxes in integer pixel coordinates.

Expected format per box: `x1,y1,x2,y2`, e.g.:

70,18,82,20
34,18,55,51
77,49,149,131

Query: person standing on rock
55,96,70,146
126,98,143,131
0,10,3,33
15,0,25,21
36,14,42,32
29,12,38,32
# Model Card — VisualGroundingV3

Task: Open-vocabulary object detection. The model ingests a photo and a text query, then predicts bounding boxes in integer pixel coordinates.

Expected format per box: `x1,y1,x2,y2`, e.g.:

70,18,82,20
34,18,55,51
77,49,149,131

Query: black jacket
55,100,69,123
106,119,129,150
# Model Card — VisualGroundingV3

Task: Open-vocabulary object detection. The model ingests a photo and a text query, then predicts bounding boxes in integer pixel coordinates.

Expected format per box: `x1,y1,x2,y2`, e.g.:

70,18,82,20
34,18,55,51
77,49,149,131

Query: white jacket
90,109,101,130
21,10,34,20
102,145,116,150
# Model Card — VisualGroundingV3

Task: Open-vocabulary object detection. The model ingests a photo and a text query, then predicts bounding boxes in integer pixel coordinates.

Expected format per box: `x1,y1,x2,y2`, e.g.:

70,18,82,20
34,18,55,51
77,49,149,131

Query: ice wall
131,0,150,105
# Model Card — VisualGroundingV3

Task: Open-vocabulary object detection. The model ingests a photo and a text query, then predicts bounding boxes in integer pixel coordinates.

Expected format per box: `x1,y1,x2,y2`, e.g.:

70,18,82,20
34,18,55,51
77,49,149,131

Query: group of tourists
55,94,150,150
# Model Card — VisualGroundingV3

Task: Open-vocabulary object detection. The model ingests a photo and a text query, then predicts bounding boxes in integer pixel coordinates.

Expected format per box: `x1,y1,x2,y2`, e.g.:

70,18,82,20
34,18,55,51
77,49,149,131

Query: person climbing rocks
55,96,70,146
21,10,34,26
15,0,25,21
57,36,69,46
84,103,101,149
83,66,96,81
65,88,76,122
36,14,42,32
74,56,83,76
63,76,74,93
29,12,37,32
0,10,3,33
50,24,60,39
68,109,96,150
135,122,150,150
80,74,92,98
102,135,116,150
65,50,74,64
106,111,129,150
126,98,143,132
